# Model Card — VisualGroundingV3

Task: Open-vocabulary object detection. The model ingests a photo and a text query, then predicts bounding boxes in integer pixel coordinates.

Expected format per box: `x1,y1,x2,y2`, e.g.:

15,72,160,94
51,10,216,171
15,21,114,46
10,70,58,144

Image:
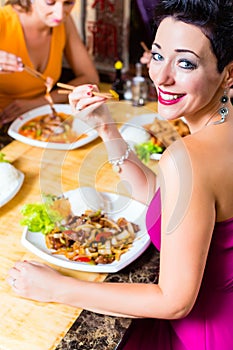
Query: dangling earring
213,90,229,125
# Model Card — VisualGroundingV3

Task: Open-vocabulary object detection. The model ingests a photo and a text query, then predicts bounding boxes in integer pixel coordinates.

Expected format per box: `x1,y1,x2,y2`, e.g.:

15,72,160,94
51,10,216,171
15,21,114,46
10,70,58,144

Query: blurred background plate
119,113,163,160
8,104,99,150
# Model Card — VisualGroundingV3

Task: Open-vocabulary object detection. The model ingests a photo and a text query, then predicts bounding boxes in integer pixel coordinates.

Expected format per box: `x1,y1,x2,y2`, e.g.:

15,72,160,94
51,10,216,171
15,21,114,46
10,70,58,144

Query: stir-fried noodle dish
20,195,141,265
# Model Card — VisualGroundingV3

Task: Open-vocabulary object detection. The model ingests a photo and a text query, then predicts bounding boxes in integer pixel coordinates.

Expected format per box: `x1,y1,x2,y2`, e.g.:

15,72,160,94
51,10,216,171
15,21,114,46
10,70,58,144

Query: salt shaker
131,63,148,106
123,80,132,100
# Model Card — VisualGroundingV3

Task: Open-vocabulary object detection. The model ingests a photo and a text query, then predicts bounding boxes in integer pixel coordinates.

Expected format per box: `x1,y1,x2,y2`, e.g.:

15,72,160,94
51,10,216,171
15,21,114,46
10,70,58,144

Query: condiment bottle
111,60,125,100
131,63,148,106
123,80,132,100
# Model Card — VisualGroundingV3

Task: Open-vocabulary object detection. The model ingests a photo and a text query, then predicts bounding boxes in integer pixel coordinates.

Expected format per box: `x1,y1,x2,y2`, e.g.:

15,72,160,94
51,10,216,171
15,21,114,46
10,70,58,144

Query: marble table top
55,244,160,350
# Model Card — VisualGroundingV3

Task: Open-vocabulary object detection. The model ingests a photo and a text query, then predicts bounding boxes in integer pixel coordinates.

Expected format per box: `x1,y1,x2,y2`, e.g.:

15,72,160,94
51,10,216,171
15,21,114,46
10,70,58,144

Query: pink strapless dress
121,190,233,349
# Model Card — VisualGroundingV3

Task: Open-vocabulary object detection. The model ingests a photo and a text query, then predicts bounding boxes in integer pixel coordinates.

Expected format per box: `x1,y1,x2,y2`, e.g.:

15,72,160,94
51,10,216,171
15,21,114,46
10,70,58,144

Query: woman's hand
7,260,66,302
140,51,152,68
0,96,48,125
68,84,114,132
0,51,23,73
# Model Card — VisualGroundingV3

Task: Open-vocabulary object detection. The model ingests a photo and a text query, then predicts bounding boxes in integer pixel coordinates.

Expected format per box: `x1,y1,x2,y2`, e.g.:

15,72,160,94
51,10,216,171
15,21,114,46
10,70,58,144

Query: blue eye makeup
178,59,197,70
151,52,164,62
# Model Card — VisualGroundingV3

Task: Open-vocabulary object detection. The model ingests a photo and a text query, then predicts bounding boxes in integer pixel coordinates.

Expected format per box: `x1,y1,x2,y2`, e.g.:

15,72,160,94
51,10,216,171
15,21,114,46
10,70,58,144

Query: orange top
0,5,66,109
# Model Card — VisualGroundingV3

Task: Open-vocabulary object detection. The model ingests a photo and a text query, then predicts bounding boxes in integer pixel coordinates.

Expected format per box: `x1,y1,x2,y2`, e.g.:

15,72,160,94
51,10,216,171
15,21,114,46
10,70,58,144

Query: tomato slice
63,230,74,235
73,256,91,262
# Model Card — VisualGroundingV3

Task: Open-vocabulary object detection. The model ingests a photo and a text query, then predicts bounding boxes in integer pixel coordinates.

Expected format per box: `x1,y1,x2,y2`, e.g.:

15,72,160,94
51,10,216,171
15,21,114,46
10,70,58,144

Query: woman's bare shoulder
159,126,233,221
64,14,80,36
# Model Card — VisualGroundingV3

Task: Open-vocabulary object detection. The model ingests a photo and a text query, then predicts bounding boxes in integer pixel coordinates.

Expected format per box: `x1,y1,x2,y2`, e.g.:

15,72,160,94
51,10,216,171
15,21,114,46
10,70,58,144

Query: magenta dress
121,190,233,349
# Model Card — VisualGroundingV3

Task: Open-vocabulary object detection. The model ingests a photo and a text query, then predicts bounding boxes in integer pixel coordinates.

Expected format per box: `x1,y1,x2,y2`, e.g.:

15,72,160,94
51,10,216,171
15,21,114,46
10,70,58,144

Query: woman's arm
63,16,99,85
8,138,215,319
60,139,215,318
49,15,99,104
68,84,157,203
49,16,99,104
60,140,215,319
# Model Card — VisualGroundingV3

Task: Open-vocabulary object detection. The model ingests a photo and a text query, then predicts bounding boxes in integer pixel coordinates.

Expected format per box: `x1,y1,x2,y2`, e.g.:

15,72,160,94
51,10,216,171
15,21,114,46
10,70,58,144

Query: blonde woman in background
0,0,99,147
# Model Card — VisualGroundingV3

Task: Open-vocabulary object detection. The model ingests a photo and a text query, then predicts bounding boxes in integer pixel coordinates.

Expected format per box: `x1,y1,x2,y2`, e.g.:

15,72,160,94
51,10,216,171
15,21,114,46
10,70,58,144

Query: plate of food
120,114,190,163
8,104,99,150
21,187,150,273
0,160,24,207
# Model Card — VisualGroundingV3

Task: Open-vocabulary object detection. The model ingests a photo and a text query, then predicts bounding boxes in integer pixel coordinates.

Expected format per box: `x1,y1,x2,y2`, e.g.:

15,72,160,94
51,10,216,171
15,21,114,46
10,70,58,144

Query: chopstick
56,82,119,99
57,89,72,94
23,64,57,113
23,64,47,82
140,41,150,52
57,89,115,98
57,82,75,90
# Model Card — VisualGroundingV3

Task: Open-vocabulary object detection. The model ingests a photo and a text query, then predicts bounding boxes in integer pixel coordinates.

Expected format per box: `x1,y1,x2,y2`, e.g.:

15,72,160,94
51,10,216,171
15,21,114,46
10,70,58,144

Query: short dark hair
153,0,233,73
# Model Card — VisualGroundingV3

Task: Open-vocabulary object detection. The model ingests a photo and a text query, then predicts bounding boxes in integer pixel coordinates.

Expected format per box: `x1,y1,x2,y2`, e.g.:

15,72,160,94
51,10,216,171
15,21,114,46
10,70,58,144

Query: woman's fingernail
87,92,92,96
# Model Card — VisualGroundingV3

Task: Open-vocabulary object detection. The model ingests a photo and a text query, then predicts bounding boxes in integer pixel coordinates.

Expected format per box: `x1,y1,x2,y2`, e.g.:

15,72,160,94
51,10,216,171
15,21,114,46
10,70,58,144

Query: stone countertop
55,244,160,350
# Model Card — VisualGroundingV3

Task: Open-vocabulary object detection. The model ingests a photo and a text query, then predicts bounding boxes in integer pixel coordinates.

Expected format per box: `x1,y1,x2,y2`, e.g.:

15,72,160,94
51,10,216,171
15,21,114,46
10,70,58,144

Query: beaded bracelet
109,143,131,173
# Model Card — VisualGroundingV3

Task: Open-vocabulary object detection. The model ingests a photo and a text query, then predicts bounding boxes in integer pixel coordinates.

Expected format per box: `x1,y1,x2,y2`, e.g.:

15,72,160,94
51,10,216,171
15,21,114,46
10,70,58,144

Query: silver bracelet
109,143,131,173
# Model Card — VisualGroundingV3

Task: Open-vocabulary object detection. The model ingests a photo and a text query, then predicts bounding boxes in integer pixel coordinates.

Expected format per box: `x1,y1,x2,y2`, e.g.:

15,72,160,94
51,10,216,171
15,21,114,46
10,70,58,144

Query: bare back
184,117,233,222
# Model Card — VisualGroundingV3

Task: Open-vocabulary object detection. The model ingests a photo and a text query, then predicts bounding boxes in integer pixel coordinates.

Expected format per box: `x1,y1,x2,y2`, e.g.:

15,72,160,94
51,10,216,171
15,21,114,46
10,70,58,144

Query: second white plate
119,113,164,160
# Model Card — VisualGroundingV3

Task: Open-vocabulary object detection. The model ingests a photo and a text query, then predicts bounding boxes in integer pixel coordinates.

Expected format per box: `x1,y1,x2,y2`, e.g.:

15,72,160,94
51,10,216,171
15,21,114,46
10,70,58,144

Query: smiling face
149,17,227,122
33,0,75,26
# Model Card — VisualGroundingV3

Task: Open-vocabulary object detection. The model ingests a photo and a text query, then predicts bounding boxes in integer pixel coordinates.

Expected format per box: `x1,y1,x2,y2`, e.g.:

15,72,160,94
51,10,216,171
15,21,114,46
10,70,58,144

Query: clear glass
131,77,148,106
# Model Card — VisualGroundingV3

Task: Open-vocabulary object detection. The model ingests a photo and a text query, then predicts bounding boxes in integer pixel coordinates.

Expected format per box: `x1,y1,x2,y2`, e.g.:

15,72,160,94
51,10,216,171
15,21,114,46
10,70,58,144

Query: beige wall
71,1,83,39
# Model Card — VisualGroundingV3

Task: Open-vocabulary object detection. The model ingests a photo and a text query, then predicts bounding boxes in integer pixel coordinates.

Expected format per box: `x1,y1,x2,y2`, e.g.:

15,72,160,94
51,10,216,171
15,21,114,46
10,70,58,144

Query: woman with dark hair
8,1,233,349
0,0,99,146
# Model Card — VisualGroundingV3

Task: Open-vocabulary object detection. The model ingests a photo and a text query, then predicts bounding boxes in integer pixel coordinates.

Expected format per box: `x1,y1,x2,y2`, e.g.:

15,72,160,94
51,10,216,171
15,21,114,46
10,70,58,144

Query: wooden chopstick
57,89,71,94
57,82,119,99
57,89,115,99
23,64,47,81
93,92,114,98
140,41,150,52
57,82,75,90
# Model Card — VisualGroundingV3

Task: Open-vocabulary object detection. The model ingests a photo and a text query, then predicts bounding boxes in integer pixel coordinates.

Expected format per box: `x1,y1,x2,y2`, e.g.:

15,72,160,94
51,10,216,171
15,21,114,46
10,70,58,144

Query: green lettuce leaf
20,200,63,235
0,152,9,163
134,141,164,163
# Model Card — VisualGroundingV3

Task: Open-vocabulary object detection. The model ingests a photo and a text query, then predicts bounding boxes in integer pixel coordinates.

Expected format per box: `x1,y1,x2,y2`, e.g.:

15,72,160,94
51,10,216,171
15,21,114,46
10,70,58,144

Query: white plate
8,104,99,150
21,187,151,273
119,113,164,160
0,170,24,207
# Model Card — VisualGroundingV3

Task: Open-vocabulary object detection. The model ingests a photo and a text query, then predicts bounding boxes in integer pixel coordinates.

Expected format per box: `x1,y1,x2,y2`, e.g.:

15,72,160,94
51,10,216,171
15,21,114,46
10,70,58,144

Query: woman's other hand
140,51,152,68
0,96,49,125
7,260,65,303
